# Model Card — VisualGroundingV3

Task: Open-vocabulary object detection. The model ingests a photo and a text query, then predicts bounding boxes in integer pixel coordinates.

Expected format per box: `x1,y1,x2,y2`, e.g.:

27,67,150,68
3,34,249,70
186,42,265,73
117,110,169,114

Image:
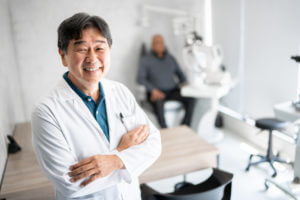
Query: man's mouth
83,65,103,72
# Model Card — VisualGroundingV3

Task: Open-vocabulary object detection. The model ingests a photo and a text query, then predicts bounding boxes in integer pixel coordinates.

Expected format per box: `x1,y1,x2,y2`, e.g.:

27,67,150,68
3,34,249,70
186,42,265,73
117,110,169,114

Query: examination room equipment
290,55,300,183
263,55,300,200
264,119,300,200
181,32,234,143
291,55,300,111
182,32,231,88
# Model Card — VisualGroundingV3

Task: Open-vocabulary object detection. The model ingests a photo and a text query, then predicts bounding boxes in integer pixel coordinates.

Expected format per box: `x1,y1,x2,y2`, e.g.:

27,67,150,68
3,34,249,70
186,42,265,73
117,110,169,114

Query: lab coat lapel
59,79,110,149
101,79,116,151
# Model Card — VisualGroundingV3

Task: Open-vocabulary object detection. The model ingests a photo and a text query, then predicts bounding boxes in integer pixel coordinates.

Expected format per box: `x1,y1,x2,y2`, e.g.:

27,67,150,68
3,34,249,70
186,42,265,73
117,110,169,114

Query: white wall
0,0,25,182
212,0,242,112
213,0,300,118
244,0,300,118
8,0,205,120
0,0,25,134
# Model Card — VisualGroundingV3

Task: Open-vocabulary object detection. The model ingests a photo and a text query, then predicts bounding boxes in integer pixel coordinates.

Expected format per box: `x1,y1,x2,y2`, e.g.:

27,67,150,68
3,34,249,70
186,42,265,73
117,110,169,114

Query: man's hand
150,89,165,101
68,154,123,187
117,125,149,152
68,125,150,187
180,82,188,88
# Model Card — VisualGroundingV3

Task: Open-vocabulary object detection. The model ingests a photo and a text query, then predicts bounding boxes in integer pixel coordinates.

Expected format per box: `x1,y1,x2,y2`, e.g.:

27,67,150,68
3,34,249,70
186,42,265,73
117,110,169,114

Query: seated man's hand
68,154,123,187
180,82,188,88
117,125,149,152
150,89,165,101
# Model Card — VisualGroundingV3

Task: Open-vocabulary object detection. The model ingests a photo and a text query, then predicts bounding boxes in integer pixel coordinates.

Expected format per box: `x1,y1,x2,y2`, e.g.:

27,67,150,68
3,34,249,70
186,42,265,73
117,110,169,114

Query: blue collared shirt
63,72,110,142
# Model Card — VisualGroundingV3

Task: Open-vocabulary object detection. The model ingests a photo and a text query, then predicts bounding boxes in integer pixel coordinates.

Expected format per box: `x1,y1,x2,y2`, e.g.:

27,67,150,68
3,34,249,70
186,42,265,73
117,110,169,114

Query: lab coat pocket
121,113,138,131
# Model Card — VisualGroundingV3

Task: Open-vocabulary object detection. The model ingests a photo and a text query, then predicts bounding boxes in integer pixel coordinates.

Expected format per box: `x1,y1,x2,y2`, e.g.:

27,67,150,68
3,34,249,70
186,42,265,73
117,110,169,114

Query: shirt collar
151,49,168,59
63,72,105,101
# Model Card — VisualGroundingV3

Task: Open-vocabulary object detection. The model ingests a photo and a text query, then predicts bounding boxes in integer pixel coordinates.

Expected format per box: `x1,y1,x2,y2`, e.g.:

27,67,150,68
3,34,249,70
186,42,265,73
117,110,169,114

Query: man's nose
85,49,97,63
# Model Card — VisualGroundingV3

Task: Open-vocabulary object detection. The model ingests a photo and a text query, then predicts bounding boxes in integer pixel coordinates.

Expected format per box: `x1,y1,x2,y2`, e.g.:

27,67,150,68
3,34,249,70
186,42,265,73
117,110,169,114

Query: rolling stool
245,118,289,177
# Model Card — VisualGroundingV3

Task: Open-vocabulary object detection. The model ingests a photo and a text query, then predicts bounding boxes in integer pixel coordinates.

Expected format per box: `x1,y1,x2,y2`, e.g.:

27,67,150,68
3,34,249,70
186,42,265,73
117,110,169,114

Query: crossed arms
32,104,161,198
68,125,150,187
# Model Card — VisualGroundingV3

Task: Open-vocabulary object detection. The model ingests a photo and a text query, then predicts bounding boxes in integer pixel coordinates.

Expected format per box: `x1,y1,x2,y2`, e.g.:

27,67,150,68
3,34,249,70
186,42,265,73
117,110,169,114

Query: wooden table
0,123,54,200
139,125,219,183
0,124,219,199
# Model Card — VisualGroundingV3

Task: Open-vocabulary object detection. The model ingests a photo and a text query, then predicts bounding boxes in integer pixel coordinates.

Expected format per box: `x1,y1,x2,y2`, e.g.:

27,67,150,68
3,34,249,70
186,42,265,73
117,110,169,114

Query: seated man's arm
171,55,187,85
138,56,166,101
137,57,155,92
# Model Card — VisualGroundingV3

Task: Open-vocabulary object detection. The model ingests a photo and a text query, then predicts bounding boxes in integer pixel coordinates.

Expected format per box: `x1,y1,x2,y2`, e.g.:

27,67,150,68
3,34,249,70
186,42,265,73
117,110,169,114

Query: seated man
138,34,195,128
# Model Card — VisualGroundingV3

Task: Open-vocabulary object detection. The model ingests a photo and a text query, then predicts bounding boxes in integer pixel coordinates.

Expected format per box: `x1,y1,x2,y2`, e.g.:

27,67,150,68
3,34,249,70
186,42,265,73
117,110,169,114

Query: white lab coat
31,78,161,200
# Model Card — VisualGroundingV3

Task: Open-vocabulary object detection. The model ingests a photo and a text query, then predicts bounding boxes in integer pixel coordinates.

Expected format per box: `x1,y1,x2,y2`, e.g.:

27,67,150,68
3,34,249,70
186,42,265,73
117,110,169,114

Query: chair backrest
141,168,233,200
154,189,225,200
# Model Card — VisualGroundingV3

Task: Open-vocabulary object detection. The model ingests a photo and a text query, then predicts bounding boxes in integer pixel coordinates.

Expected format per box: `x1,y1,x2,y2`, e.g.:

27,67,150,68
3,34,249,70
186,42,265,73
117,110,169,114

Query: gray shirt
138,52,187,92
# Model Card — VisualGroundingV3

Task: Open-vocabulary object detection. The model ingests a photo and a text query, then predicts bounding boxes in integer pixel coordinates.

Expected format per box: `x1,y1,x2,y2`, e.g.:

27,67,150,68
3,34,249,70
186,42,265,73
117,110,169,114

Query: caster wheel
272,172,277,178
245,165,250,171
264,180,269,190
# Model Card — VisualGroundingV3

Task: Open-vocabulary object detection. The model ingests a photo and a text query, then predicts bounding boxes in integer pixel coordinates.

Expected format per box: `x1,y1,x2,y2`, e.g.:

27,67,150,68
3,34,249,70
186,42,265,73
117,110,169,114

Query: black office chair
141,168,233,200
245,118,289,177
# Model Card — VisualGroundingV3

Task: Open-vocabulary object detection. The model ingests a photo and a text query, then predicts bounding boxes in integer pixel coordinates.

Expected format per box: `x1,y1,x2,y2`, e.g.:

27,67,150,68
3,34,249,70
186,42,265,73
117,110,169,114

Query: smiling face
59,27,111,92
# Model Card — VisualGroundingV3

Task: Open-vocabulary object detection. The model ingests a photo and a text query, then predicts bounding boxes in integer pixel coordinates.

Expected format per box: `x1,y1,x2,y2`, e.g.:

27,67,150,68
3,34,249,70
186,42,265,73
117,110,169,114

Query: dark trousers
147,88,195,128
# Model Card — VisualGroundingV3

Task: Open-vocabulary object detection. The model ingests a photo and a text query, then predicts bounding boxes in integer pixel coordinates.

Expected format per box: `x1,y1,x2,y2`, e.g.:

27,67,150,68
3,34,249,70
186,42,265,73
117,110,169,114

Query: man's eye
96,48,104,51
75,48,88,52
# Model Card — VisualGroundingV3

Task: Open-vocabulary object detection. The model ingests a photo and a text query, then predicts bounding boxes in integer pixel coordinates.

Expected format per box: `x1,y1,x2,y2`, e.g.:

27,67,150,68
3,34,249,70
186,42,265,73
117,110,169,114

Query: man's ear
58,49,68,67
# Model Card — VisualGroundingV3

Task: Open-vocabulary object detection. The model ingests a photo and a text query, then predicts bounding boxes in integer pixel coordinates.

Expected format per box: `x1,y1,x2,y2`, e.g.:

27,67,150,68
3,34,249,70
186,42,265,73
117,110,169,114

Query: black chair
141,168,233,200
245,118,289,177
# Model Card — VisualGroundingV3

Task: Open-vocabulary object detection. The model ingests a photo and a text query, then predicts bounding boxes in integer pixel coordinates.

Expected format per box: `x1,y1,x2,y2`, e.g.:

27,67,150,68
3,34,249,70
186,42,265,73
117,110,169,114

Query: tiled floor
146,126,300,200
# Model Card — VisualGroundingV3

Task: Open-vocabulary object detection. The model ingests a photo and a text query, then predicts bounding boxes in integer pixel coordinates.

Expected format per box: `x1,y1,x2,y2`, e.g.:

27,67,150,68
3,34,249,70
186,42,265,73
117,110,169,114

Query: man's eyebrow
73,40,106,45
95,40,107,44
73,41,86,45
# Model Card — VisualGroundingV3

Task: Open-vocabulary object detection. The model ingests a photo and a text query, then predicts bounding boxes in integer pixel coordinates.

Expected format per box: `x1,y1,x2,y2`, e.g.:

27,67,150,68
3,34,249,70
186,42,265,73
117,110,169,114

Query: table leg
190,97,224,143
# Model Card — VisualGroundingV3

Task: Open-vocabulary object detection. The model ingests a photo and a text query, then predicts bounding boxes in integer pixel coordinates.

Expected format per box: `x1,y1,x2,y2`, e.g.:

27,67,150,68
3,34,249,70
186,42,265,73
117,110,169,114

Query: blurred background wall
212,0,300,118
0,0,25,140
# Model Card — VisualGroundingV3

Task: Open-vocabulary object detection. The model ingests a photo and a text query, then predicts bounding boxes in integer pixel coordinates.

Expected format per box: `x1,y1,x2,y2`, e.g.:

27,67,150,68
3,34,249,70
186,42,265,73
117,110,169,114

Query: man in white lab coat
31,13,161,200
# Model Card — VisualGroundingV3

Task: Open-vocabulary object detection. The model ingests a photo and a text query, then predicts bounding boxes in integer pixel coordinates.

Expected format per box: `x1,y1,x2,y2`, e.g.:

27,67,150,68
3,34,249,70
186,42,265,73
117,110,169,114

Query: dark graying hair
57,13,112,53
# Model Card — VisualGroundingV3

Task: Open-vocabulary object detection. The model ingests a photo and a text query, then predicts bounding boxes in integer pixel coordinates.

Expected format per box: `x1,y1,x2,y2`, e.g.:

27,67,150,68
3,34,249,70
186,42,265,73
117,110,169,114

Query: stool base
246,154,289,177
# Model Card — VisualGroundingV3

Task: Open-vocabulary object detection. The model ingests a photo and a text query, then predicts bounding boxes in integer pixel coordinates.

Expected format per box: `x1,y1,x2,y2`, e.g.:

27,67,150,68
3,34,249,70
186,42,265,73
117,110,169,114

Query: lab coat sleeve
31,104,122,199
115,85,162,183
31,105,82,198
